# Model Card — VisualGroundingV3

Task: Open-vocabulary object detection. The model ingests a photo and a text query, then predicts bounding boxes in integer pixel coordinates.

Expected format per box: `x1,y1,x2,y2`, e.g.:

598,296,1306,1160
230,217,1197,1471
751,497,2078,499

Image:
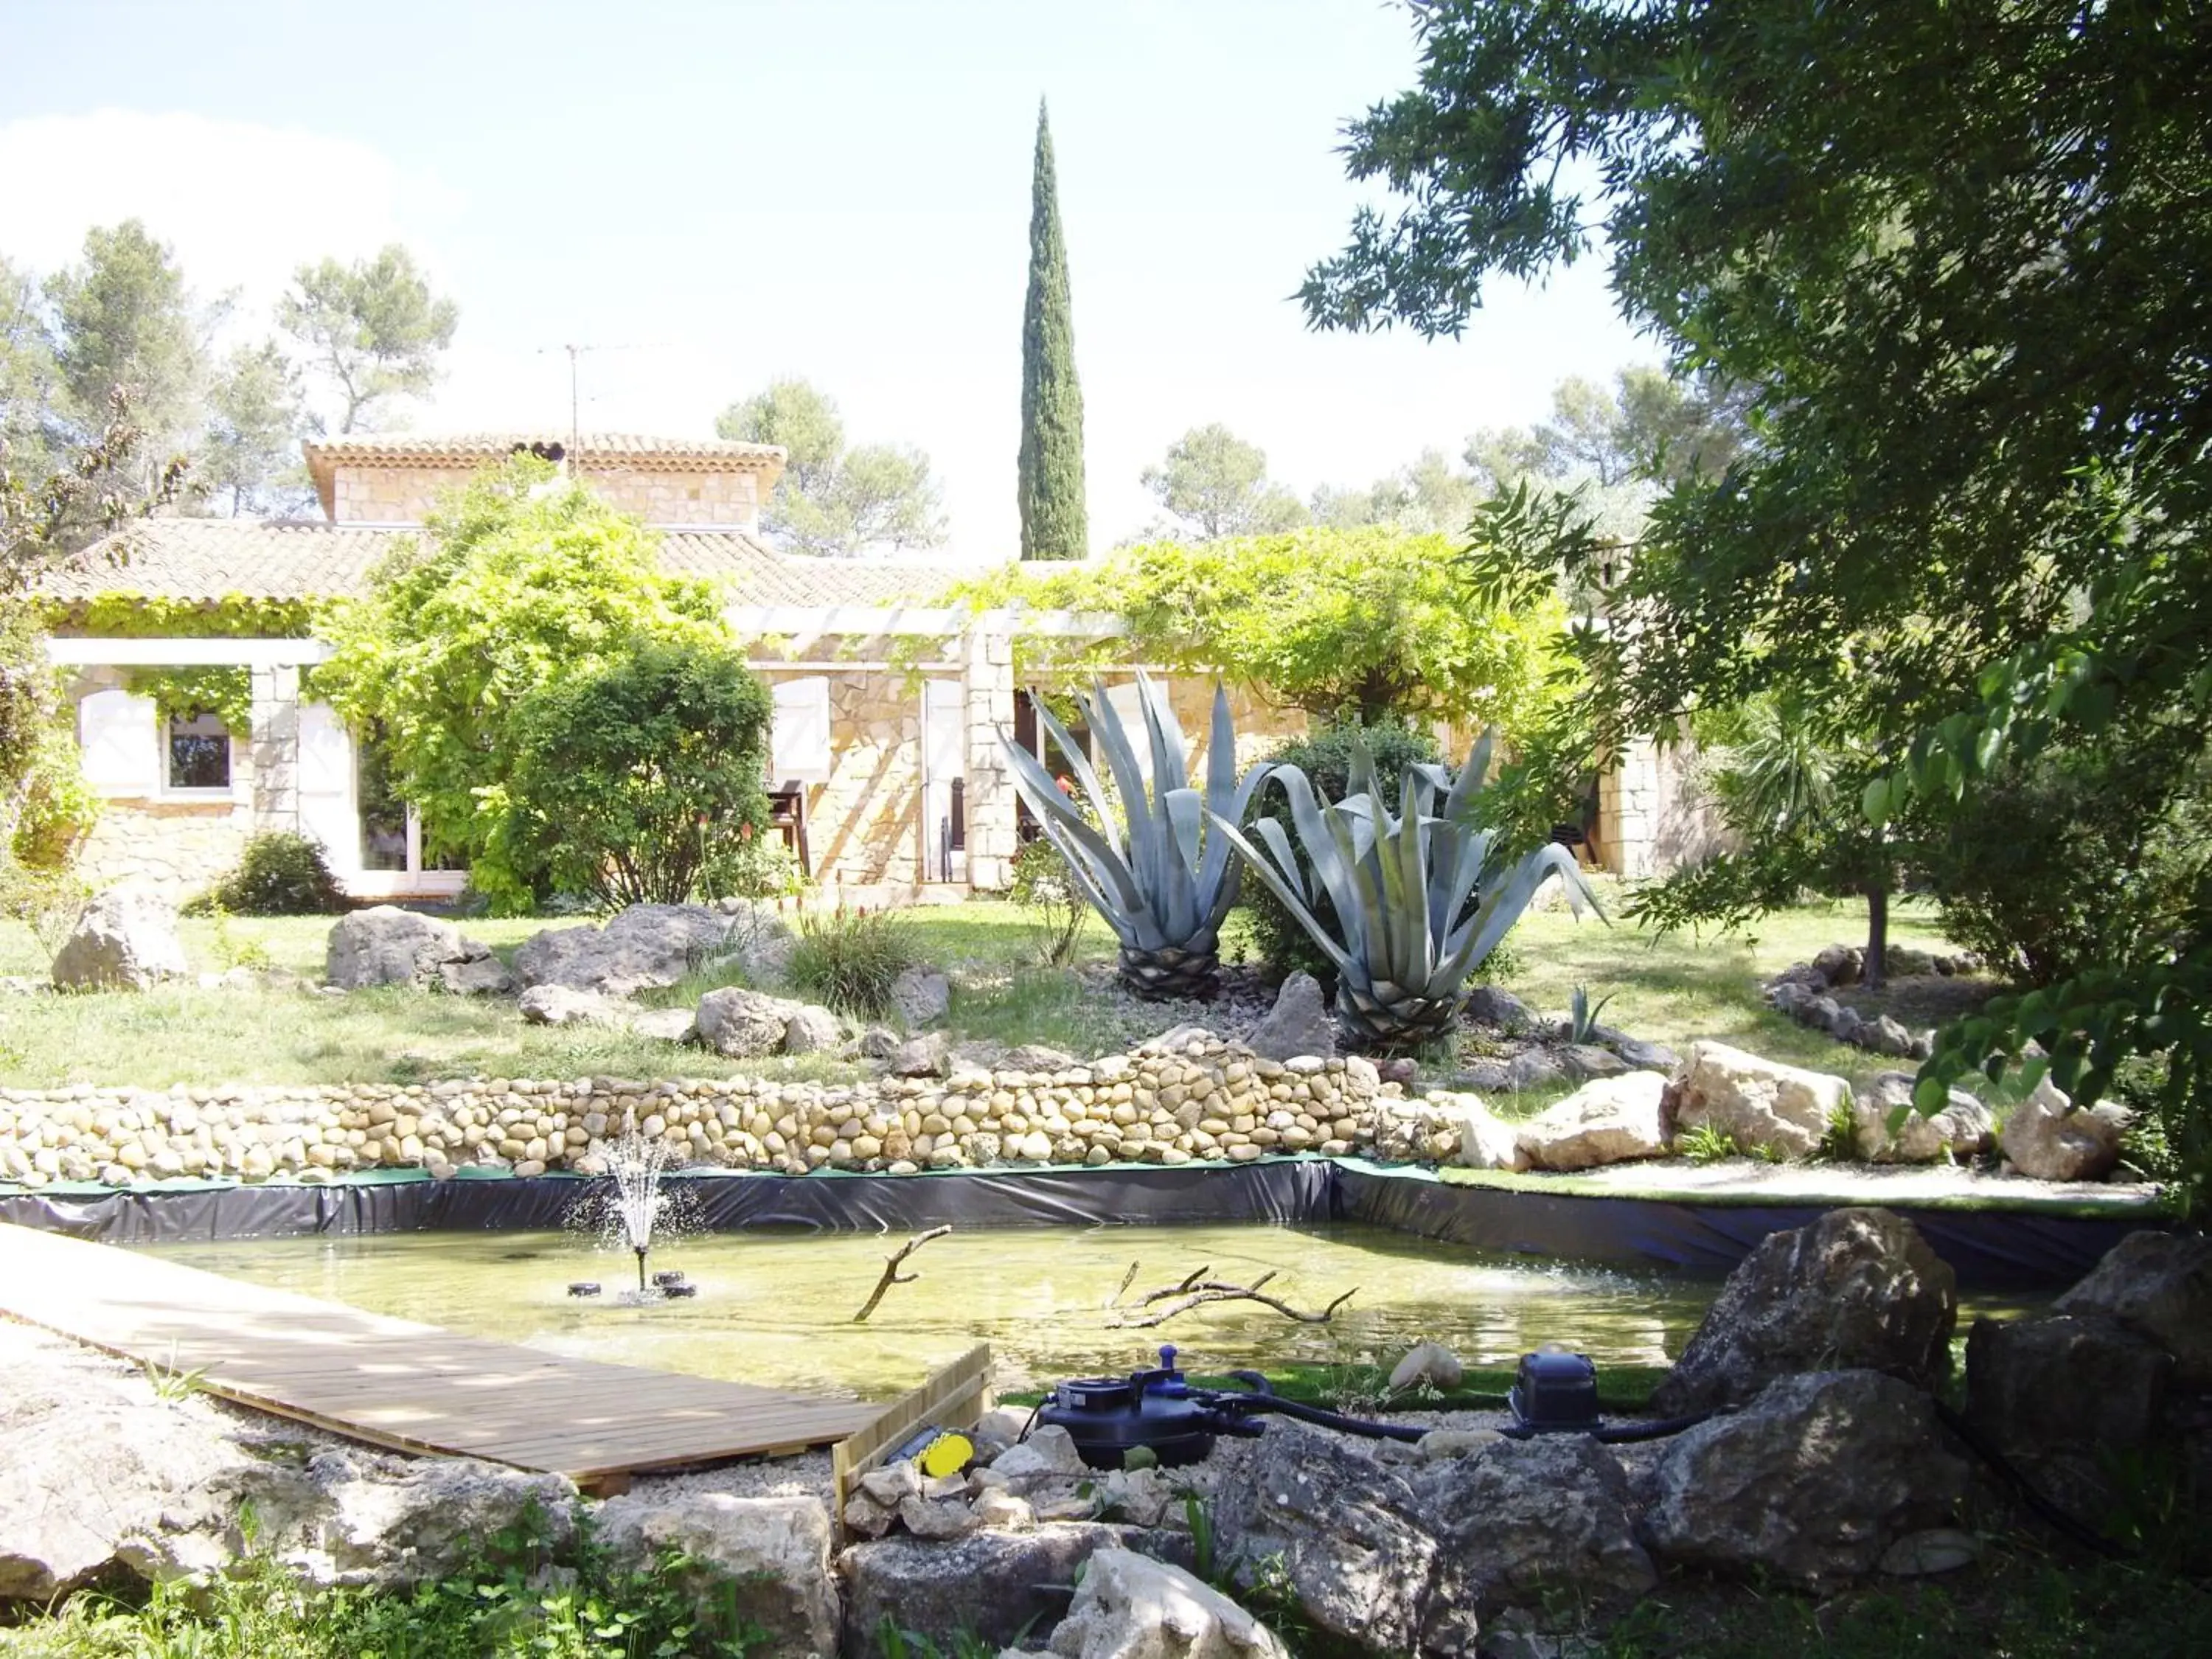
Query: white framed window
771,677,833,785
164,709,233,793
77,688,160,796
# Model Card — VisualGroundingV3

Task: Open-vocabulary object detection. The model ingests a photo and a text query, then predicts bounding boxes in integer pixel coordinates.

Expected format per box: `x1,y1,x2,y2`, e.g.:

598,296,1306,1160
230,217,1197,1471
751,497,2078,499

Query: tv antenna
538,341,652,453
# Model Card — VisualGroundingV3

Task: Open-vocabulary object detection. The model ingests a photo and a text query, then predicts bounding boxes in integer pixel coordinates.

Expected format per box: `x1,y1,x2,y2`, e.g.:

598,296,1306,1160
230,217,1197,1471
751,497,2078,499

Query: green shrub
1924,734,2212,986
0,859,88,956
1238,719,1442,988
786,906,919,1019
191,831,349,917
501,641,774,911
1009,831,1088,967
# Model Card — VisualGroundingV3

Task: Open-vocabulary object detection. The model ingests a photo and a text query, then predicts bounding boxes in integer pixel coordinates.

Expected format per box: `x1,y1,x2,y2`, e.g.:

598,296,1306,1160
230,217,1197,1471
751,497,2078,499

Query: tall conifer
1018,99,1087,560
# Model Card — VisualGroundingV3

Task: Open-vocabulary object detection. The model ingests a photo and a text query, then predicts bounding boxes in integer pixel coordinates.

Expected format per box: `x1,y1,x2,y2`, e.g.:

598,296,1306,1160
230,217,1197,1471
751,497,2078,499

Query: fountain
608,1130,676,1300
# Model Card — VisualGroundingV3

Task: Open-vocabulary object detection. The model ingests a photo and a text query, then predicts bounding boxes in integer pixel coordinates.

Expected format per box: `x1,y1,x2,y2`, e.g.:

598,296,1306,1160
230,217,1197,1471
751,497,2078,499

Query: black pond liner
0,1155,2162,1289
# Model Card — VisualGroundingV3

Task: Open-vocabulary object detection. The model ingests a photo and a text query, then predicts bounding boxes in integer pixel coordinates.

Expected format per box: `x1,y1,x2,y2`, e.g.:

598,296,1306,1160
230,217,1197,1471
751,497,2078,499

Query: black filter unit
1509,1349,1602,1434
1036,1349,1262,1468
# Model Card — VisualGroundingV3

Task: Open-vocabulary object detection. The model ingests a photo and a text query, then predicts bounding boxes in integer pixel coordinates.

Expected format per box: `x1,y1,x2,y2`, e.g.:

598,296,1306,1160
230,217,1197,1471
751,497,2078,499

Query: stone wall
1595,736,1731,879
0,1040,1399,1189
756,667,929,894
327,461,761,529
74,800,251,900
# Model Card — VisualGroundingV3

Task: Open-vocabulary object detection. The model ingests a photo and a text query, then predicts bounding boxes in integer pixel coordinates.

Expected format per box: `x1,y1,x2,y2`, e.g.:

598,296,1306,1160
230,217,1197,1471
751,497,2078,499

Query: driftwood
1105,1262,1357,1329
852,1225,952,1323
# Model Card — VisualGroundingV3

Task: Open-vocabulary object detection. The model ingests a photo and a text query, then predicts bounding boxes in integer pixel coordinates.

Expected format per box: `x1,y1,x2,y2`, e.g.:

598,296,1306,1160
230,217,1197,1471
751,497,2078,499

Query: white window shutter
771,678,833,785
78,689,159,795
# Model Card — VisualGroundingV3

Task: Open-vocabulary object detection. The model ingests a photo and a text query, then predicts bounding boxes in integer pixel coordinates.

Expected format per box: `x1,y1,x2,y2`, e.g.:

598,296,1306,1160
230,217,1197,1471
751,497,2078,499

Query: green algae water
147,1223,1718,1402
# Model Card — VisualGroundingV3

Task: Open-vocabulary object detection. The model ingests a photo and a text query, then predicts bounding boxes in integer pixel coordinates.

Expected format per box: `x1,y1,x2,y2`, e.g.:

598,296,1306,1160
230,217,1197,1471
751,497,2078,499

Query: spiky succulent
1210,733,1601,1050
1000,674,1272,1000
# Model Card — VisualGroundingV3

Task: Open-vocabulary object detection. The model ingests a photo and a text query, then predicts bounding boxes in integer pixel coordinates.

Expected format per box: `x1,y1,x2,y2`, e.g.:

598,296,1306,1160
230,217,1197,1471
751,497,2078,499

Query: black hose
1231,1394,1430,1443
1930,1397,2130,1559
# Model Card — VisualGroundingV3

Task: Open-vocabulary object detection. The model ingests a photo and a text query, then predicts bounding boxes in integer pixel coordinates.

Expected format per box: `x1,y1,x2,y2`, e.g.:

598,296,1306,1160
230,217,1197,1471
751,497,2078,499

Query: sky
0,0,1648,560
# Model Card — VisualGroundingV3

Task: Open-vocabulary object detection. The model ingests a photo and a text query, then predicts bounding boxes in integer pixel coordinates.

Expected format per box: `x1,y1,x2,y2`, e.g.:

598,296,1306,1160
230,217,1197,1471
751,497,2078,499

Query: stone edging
1762,942,1983,1062
0,1037,1401,1190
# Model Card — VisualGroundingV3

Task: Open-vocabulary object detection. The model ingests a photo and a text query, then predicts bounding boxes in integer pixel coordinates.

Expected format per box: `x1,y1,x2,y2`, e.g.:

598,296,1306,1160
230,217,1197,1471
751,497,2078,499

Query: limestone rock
1652,1208,1957,1416
992,1425,1089,1482
1001,1044,1078,1072
1965,1312,2172,1454
1463,984,1535,1032
1593,1027,1678,1072
1046,1548,1290,1659
782,1004,845,1054
1879,1528,1981,1576
696,987,804,1057
437,953,515,996
1854,1073,1992,1164
1514,1072,1669,1172
2000,1076,2131,1181
1409,1434,1655,1637
1505,1049,1567,1092
1559,1043,1630,1082
1422,1092,1526,1171
518,984,626,1026
324,906,481,992
1245,973,1336,1062
892,1032,951,1077
1644,1370,1969,1587
1388,1341,1464,1393
899,1493,983,1539
1671,1040,1853,1160
839,1524,1174,1659
891,966,952,1029
304,1451,578,1587
2055,1231,2212,1386
51,887,189,992
512,903,734,998
856,1025,903,1061
593,1492,838,1659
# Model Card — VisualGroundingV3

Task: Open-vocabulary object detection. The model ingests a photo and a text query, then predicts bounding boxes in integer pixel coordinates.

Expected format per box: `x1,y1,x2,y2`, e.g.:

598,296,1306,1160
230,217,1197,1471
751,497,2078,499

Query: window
771,678,832,785
77,689,159,795
166,710,232,792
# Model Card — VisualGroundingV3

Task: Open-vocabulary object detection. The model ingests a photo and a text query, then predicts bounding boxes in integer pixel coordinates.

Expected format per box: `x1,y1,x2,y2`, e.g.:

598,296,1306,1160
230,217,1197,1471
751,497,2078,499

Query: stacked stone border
1764,942,1985,1062
0,1042,1404,1190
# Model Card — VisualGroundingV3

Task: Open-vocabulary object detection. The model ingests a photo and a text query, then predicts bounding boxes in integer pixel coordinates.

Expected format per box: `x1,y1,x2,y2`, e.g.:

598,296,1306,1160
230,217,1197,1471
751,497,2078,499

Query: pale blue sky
0,0,1646,557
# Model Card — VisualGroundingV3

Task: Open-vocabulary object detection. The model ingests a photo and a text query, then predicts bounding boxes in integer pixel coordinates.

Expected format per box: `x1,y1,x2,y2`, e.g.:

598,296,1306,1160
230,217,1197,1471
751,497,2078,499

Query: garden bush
1922,734,2212,987
1239,719,1442,987
1009,831,1087,967
501,641,774,911
189,831,349,917
786,905,919,1018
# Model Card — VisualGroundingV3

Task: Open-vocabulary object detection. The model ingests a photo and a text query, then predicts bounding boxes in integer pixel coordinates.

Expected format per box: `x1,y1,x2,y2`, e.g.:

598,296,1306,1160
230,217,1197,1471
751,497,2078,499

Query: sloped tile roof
302,432,787,470
39,519,968,611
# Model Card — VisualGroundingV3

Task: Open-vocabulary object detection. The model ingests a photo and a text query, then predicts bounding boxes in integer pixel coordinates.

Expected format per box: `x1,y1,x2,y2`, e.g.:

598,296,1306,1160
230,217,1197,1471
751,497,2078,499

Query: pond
147,1222,1721,1402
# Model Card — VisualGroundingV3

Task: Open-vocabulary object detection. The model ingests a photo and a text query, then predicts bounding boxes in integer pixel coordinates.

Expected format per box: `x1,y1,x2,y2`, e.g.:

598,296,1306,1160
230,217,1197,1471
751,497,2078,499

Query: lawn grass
0,890,1947,1093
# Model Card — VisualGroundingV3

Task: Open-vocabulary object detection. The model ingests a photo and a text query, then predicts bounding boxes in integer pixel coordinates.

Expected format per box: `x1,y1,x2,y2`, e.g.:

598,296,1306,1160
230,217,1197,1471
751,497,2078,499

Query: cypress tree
1018,98,1088,560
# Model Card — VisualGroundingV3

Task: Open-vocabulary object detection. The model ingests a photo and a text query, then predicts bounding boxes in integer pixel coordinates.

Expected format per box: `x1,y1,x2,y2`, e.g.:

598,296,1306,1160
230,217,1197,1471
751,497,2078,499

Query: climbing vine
45,593,318,736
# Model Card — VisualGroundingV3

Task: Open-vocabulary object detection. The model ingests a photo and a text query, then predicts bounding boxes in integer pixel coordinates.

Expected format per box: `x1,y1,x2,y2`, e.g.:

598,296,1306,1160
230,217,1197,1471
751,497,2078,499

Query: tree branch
1107,1270,1355,1329
852,1225,953,1324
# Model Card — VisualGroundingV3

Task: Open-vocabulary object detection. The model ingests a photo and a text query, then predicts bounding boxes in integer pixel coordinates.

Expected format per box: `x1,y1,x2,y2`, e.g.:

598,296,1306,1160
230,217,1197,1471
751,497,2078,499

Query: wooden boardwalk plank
0,1223,875,1481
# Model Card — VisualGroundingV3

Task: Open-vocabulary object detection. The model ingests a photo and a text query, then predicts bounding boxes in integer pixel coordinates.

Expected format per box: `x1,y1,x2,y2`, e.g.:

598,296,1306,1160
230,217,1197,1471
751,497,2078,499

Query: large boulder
512,903,735,998
1043,1548,1289,1659
50,886,189,991
593,1492,838,1659
1245,972,1336,1062
290,1450,577,1587
696,987,807,1057
1651,1208,1957,1416
2000,1076,2132,1181
839,1524,1181,1659
324,905,487,992
1214,1421,1650,1657
2054,1231,2212,1386
1670,1040,1852,1159
1211,1423,1439,1657
1852,1073,1993,1164
1428,1093,1527,1172
518,984,627,1026
1642,1369,1969,1587
1408,1434,1655,1644
890,965,952,1029
1514,1071,1669,1172
1965,1312,2173,1455
781,1004,846,1054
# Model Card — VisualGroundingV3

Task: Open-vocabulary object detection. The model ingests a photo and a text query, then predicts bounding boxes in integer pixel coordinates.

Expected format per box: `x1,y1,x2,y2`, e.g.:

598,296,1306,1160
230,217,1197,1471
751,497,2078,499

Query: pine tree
1018,99,1087,560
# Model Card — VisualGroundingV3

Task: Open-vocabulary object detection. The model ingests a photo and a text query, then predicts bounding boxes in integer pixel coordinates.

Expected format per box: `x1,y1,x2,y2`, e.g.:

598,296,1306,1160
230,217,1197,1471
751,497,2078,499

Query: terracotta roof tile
40,520,966,611
302,432,785,471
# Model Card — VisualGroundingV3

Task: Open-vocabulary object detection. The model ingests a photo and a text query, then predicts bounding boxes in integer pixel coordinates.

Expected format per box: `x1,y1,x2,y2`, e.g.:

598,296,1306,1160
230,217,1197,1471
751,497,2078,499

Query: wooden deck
0,1223,875,1490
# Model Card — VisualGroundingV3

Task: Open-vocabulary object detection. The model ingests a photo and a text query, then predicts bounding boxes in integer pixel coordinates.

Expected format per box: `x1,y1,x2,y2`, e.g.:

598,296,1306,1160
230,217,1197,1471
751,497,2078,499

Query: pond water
147,1222,1722,1402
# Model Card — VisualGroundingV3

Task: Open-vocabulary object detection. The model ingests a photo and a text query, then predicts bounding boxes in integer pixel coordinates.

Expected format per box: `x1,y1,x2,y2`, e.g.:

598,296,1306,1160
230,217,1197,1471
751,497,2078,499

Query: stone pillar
962,626,1019,891
249,664,302,835
1597,738,1663,879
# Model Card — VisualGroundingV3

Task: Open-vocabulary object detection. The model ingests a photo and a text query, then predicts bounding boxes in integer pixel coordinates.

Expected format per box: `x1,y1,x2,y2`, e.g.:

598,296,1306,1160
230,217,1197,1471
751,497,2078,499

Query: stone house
41,431,1698,905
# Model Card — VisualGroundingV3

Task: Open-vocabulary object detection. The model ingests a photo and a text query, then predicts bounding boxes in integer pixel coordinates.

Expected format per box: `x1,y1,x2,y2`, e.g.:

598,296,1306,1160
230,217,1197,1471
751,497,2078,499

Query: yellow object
917,1432,973,1479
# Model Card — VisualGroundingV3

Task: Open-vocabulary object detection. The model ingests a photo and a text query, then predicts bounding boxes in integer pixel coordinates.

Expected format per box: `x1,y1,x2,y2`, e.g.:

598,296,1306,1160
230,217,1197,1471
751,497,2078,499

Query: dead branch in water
1106,1265,1357,1329
852,1225,953,1323
1106,1260,1141,1310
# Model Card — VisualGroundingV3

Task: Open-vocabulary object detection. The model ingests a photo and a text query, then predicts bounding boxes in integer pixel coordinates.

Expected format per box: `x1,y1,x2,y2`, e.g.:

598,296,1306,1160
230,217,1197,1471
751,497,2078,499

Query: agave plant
1210,734,1601,1050
1000,674,1272,1000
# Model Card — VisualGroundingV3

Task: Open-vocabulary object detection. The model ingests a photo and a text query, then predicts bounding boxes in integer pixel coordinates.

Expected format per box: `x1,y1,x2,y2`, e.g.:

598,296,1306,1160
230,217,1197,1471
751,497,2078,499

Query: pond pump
1508,1348,1602,1434
1036,1346,1431,1469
